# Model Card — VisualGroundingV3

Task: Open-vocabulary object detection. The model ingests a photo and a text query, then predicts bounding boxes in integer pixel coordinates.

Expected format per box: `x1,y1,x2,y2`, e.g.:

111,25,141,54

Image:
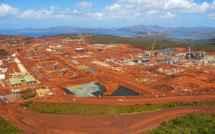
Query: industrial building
75,48,84,51
0,68,8,73
141,57,149,62
14,58,21,64
33,44,41,47
36,88,51,97
61,68,68,76
9,72,29,77
53,62,59,70
71,60,80,65
85,68,97,73
17,63,27,73
186,52,205,60
23,75,36,84
0,74,5,80
172,56,180,63
204,56,214,62
9,77,21,86
133,57,139,62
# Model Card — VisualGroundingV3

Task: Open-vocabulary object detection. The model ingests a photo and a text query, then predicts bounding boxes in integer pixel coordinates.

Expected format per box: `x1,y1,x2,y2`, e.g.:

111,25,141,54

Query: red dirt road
34,94,215,106
1,106,215,134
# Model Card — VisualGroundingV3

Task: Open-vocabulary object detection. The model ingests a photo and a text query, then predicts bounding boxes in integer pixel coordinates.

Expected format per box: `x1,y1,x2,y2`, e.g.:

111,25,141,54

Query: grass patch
0,117,25,134
21,89,32,93
143,114,215,134
86,35,215,52
23,94,36,100
20,101,215,115
20,101,33,107
0,49,8,55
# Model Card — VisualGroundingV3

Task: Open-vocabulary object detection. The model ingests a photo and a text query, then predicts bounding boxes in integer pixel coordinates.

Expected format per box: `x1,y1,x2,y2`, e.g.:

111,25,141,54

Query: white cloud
73,9,78,13
64,8,70,12
0,3,19,18
75,1,93,10
50,6,59,11
163,0,210,13
0,1,215,22
208,12,215,20
211,0,215,10
21,9,54,19
91,0,212,21
117,0,210,13
143,10,175,19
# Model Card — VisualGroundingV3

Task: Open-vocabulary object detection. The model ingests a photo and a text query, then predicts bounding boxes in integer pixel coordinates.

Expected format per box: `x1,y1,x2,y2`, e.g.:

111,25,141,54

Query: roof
36,89,50,97
85,68,97,73
9,78,21,86
36,89,50,94
23,75,36,83
33,44,41,47
0,74,5,79
210,61,215,64
205,55,214,58
78,65,88,69
75,48,84,51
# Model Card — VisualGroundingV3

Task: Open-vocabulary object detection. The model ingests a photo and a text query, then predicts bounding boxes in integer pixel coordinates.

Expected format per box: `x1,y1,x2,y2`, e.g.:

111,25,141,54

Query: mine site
0,33,215,134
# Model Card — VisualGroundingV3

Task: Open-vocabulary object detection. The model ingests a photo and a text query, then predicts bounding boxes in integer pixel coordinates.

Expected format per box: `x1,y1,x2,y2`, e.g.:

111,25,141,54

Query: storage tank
17,64,27,73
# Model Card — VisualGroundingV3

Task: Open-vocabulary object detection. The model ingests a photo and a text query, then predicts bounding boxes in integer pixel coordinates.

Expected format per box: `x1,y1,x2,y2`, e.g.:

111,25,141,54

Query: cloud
50,6,59,11
0,3,19,18
116,0,210,13
75,1,93,10
90,0,212,21
143,10,175,19
211,0,215,10
208,12,215,20
0,1,215,22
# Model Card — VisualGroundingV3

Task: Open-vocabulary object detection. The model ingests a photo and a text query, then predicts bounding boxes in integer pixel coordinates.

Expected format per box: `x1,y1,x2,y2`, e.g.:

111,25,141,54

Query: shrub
20,101,33,107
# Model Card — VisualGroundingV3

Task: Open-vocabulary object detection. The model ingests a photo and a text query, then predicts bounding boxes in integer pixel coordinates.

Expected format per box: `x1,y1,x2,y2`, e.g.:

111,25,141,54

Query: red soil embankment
1,106,215,134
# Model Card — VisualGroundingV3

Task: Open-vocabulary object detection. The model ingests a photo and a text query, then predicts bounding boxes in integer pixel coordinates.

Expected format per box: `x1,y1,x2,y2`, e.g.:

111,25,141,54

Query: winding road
1,105,215,134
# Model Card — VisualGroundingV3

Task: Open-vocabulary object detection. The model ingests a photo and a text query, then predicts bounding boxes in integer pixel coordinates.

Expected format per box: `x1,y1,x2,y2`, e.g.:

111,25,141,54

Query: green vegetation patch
53,33,79,39
143,114,215,134
86,35,215,52
0,117,25,134
0,49,8,55
23,94,36,100
20,101,215,115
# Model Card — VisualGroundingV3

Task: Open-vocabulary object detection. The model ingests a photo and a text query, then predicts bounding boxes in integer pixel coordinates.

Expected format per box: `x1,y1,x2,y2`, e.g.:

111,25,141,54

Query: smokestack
168,48,170,56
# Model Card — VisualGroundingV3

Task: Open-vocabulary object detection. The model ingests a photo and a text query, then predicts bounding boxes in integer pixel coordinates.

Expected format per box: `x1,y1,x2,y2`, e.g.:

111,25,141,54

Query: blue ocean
139,34,213,40
0,29,213,40
158,49,178,53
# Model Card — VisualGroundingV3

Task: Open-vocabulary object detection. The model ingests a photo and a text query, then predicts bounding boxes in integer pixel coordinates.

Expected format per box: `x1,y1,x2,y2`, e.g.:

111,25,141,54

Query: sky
0,0,215,29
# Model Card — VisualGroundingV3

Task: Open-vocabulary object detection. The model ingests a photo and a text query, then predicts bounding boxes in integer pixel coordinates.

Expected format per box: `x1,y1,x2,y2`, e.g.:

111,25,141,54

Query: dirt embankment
1,105,215,134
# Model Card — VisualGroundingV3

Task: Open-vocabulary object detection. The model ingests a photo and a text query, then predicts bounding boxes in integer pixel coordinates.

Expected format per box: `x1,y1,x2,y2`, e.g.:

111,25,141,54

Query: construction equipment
150,40,156,56
32,47,45,66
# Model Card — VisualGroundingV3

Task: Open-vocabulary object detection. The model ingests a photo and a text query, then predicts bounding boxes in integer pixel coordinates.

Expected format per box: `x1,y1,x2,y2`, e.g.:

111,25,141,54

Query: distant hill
116,25,215,34
23,25,215,35
23,26,105,32
83,34,215,52
0,34,32,38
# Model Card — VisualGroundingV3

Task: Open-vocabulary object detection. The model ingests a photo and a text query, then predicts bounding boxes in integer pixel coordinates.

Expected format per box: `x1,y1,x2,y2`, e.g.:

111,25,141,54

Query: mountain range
23,25,215,36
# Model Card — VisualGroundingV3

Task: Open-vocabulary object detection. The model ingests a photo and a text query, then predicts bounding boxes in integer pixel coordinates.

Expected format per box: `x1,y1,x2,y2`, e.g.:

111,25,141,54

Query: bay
0,29,213,40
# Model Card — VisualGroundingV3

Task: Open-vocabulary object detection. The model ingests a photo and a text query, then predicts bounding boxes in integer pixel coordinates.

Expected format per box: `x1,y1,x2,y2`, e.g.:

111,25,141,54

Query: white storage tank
17,64,27,73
